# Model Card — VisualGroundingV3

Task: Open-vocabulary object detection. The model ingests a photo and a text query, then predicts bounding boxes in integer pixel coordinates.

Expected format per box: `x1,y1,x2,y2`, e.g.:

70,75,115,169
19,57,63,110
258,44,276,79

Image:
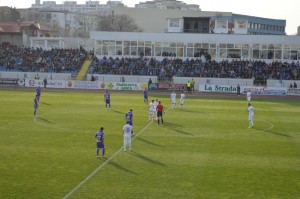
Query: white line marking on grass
256,120,274,131
63,106,172,199
63,121,153,199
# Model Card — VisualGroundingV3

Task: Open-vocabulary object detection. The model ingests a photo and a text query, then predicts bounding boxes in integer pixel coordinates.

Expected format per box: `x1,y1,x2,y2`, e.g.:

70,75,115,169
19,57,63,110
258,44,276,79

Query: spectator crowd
1,42,299,81
0,42,87,74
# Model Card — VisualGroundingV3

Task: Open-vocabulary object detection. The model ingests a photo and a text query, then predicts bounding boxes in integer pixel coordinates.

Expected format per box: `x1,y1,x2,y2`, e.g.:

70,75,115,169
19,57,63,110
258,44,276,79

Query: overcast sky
1,0,299,35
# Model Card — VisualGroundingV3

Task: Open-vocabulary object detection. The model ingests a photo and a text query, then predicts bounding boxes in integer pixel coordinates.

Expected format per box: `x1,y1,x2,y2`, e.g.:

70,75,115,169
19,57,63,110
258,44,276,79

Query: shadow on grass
254,127,293,138
135,137,164,148
37,117,54,124
107,160,137,175
129,151,167,167
39,102,51,106
110,109,124,115
179,109,205,114
164,121,194,136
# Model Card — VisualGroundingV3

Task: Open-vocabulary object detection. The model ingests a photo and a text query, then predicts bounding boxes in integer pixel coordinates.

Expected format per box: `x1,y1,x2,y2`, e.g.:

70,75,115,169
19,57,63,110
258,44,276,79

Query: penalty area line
63,121,153,199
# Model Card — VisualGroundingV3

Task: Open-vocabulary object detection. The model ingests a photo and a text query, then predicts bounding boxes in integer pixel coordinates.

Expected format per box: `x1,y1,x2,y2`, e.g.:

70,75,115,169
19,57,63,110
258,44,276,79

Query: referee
156,101,164,125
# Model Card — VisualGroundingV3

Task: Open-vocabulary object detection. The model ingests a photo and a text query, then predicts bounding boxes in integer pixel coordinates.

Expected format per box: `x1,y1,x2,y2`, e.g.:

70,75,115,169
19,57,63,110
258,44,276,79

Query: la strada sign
200,84,237,93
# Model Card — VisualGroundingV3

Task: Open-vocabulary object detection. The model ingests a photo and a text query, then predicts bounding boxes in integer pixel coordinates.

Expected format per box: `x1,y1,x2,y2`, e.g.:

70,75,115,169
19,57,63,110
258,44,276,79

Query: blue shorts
97,141,104,149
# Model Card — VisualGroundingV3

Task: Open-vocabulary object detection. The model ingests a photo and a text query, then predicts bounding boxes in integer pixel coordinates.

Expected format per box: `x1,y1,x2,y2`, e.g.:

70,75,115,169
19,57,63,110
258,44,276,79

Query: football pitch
0,89,299,199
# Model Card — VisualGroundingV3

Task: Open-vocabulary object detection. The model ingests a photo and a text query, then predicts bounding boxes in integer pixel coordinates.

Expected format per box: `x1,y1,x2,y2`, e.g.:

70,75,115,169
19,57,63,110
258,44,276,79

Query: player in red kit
156,101,164,125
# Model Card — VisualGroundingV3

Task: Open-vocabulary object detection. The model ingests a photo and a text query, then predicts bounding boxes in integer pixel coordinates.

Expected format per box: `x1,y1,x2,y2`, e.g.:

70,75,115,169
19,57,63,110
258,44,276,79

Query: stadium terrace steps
76,58,92,80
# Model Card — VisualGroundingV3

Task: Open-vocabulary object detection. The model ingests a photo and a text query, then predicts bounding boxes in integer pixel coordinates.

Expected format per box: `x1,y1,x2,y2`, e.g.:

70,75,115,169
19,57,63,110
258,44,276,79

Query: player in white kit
148,100,156,121
247,103,255,128
180,91,185,108
170,91,176,109
247,91,251,103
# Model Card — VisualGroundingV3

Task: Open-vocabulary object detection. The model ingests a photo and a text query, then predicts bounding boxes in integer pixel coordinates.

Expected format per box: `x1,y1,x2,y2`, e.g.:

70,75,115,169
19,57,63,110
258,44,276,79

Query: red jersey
156,104,164,111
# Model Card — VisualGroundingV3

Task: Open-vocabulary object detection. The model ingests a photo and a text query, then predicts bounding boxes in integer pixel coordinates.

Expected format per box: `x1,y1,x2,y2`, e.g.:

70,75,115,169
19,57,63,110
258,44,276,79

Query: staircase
76,58,92,80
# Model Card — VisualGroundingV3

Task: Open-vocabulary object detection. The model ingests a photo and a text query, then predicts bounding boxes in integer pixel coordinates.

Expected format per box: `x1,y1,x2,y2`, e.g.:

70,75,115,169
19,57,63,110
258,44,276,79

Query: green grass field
0,89,299,199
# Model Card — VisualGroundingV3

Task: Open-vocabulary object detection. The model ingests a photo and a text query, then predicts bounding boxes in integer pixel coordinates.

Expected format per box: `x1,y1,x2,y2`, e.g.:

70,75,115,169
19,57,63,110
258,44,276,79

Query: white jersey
123,124,133,137
247,92,251,102
149,102,155,112
180,93,185,104
248,106,255,117
171,92,176,103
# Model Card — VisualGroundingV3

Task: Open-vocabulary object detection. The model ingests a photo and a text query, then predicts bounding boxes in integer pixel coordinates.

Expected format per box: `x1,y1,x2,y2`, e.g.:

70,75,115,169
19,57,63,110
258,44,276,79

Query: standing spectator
246,91,251,103
237,84,241,96
294,82,297,88
148,78,152,89
247,103,255,128
180,91,185,108
186,80,191,93
143,87,148,104
156,101,164,125
36,86,41,101
104,90,111,108
43,78,47,89
125,109,134,134
191,79,195,92
33,95,39,121
123,121,133,151
170,90,176,109
95,127,106,158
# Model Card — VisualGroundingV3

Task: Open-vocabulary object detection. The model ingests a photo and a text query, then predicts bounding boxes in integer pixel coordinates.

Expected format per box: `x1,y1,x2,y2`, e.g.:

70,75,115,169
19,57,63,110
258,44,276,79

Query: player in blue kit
125,109,134,135
95,127,106,158
143,87,148,104
34,95,39,120
104,90,111,108
36,86,41,101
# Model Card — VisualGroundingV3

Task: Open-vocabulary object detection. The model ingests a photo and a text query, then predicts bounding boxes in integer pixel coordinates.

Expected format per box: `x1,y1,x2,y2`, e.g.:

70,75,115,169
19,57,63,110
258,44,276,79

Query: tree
0,7,20,22
98,14,143,32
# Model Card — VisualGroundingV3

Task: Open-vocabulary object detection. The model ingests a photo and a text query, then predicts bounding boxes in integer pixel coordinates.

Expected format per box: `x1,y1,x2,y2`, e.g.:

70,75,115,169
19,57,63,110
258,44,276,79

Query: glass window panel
220,43,226,48
283,50,290,59
145,47,151,56
124,41,130,47
274,44,282,49
227,44,234,48
274,50,281,59
227,49,241,58
177,48,183,57
195,43,201,48
108,46,115,55
116,46,122,55
177,43,184,47
261,44,268,49
131,47,137,56
95,47,101,55
261,50,268,59
131,41,137,46
203,43,209,48
145,41,151,46
187,48,193,57
163,42,170,47
268,44,274,49
124,46,130,55
291,51,297,60
242,44,249,49
253,44,260,49
138,41,144,46
162,47,176,56
210,44,216,48
209,49,216,59
102,46,108,55
283,45,290,49
253,50,260,59
155,42,162,47
291,45,299,50
116,41,122,45
96,40,102,45
170,43,176,47
138,47,144,56
235,44,242,48
187,43,193,47
155,47,162,56
242,49,249,59
219,49,227,58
